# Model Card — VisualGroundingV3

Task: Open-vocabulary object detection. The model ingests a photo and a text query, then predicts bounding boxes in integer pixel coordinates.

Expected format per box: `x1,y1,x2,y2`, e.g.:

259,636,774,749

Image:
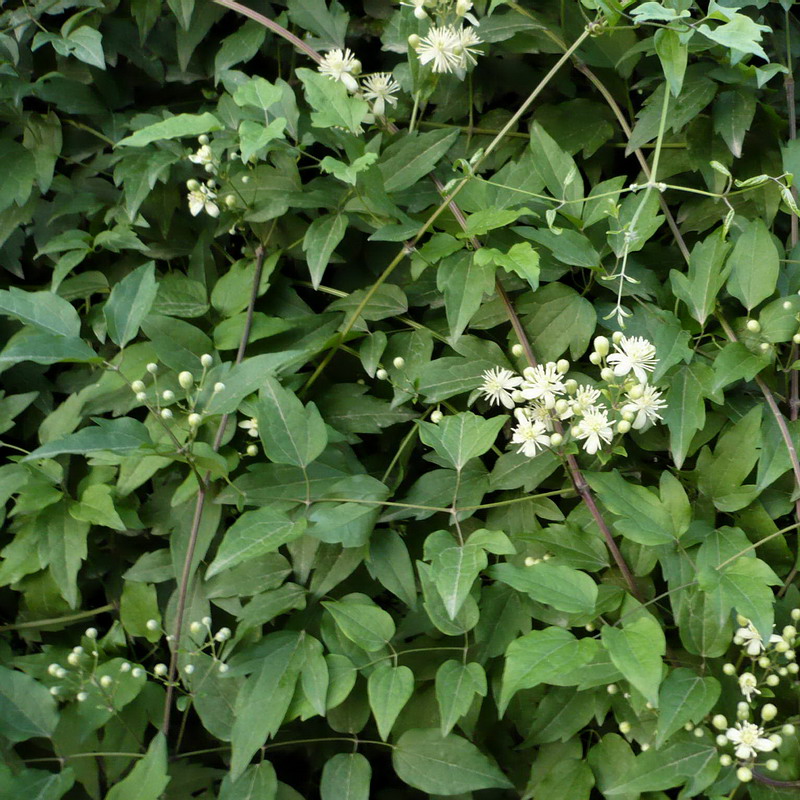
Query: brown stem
162,245,266,737
752,770,800,789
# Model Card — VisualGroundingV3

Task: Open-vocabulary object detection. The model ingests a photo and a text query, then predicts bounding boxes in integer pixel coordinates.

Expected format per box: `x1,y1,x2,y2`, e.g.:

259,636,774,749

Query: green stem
0,603,115,633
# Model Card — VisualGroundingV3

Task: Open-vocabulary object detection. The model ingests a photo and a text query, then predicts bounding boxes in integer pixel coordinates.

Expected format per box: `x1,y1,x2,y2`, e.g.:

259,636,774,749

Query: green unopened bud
716,734,729,747
556,359,569,374
782,723,795,735
213,382,226,393
593,336,610,357
186,179,200,191
161,390,175,402
136,391,147,401
606,684,618,695
746,319,761,333
85,627,98,639
794,333,800,344
719,754,732,766
408,33,421,49
758,655,771,668
146,619,159,631
549,432,563,447
766,674,780,686
200,353,213,368
554,399,569,416
146,362,158,374
431,409,443,423
600,367,615,382
376,368,388,380
178,371,194,389
565,379,578,394
589,352,602,365
722,663,736,675
161,408,173,420
154,663,167,676
627,384,644,400
131,380,145,393
766,759,779,772
198,134,210,145
190,621,203,635
736,767,752,783
769,733,782,747
511,343,524,357
618,721,631,734
612,331,624,344
225,194,236,208
617,420,631,434
100,675,113,688
761,703,778,722
393,356,405,369
246,444,258,456
188,413,202,427
712,714,727,730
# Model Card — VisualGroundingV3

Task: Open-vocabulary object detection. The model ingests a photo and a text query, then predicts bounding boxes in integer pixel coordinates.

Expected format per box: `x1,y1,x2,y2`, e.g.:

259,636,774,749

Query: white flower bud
214,627,231,642
213,382,225,393
600,367,615,382
589,352,602,365
612,331,624,344
224,194,236,208
186,179,200,191
131,380,145,393
618,721,631,734
792,608,800,620
68,653,81,666
120,662,131,672
640,742,650,751
719,754,732,766
794,333,800,345
511,344,524,357
775,639,790,653
627,383,644,400
184,664,195,675
784,300,793,310
716,734,729,747
550,432,563,447
617,420,631,434
246,444,258,456
154,663,168,676
564,379,578,394
408,33,421,48
556,359,570,374
758,655,771,667
783,625,797,639
736,766,752,783
218,663,229,673
722,663,736,676
712,714,728,730
693,727,704,738
72,646,84,655
202,616,212,627
136,391,147,401
621,410,635,423
162,390,175,401
376,368,388,380
766,758,779,771
198,134,210,145
584,622,595,632
760,342,770,352
190,621,203,635
241,175,250,184
48,663,62,677
431,409,443,424
511,390,525,403
524,556,538,566
769,734,782,747
131,667,144,679
393,356,405,369
785,648,796,660
746,319,761,333
782,723,795,735
593,336,610,357
788,662,799,674
76,691,88,702
200,353,213,368
85,627,98,639
161,408,173,420
684,722,694,731
188,413,202,428
178,371,194,389
100,675,113,688
766,674,780,686
146,619,159,631
761,703,778,721
554,399,569,417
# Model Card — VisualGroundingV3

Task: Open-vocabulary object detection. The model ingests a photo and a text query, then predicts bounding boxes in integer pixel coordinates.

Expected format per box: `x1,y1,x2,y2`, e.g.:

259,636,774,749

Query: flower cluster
478,333,666,458
409,24,483,77
185,135,240,217
711,612,800,783
318,48,401,117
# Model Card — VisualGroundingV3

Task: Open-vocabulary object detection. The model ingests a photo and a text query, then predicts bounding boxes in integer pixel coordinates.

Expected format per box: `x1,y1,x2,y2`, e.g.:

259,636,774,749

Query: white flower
511,408,551,458
479,367,522,409
725,721,775,760
187,185,219,218
239,417,259,437
520,363,566,409
527,400,556,431
188,144,216,170
738,672,760,702
572,406,613,454
607,335,658,383
622,385,667,429
361,72,401,117
569,385,601,417
414,25,462,74
318,48,360,93
454,25,483,70
736,621,783,656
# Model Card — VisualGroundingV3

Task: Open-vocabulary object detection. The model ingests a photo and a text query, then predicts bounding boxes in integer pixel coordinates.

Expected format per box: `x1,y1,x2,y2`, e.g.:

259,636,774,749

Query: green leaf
0,766,74,800
257,376,328,467
726,219,780,311
367,530,418,608
45,504,88,608
529,121,583,218
475,242,540,289
303,213,347,289
320,754,370,800
367,664,414,740
0,329,98,368
655,669,721,748
296,68,368,134
655,28,687,96
117,112,222,147
378,128,460,193
601,616,665,707
500,627,594,714
0,288,80,337
0,139,37,212
25,418,153,461
0,665,59,742
104,262,159,348
106,734,169,800
392,729,512,794
63,26,105,70
322,594,396,652
238,118,286,164
669,229,732,326
711,342,769,393
214,21,266,74
697,13,769,60
417,411,506,471
233,76,283,110
662,363,712,469
585,470,676,545
320,153,378,185
435,661,487,737
488,562,597,614
120,581,161,642
286,0,348,50
437,250,495,344
206,507,307,578
219,762,278,800
431,543,487,619
713,89,756,158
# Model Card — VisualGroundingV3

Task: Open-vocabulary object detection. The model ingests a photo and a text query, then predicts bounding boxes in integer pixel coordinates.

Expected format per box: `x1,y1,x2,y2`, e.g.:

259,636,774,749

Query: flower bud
716,734,729,747
783,625,797,639
736,766,752,783
68,653,81,666
431,409,443,423
408,33,421,48
215,627,231,642
100,675,113,688
186,179,200,191
722,663,736,675
761,703,778,721
775,639,790,652
146,619,159,631
146,362,158,374
684,722,694,731
554,399,569,416
719,754,732,766
612,331,624,344
693,727,704,738
131,667,144,678
77,691,88,702
556,359,569,374
198,134,210,145
48,663,61,676
585,622,595,632
131,380,145,393
565,379,578,394
161,408,173,420
214,382,226,393
769,734,782,747
758,655,771,667
178,371,194,389
784,300,793,310
524,556,539,566
766,674,780,686
376,368,388,380
200,353,213,368
627,384,644,400
224,194,236,208
511,390,525,403
184,664,195,675
766,759,779,772
794,333,800,345
593,336,610,357
712,714,727,730
792,608,800,620
606,684,618,695
617,420,631,434
120,662,131,672
550,432,563,447
393,356,405,369
589,352,602,365
85,627,98,639
779,666,788,676
219,663,229,673
782,723,795,735
246,444,258,456
188,413,202,428
202,616,212,627
600,367,615,382
154,663,168,676
162,389,174,401
760,342,770,352
135,391,147,403
618,721,631,734
746,319,761,333
640,743,650,751
788,662,799,674
511,343,524,357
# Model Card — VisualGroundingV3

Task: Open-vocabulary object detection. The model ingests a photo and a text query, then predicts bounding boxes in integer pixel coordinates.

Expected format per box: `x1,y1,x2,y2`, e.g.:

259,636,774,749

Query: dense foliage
3,0,800,797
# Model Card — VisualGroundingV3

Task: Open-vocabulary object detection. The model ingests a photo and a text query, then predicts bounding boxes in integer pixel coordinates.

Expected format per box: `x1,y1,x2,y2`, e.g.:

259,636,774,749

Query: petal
756,738,775,752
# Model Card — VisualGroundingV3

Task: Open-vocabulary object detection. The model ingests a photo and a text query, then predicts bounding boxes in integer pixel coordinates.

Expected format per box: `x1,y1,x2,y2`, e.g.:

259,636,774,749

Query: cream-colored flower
736,621,783,656
414,25,461,74
361,73,401,116
187,185,219,218
607,335,658,383
726,721,775,760
188,144,216,169
569,385,601,417
479,367,522,409
511,408,551,458
572,406,613,454
738,672,760,702
520,363,566,409
238,417,259,438
318,48,360,93
622,385,667,429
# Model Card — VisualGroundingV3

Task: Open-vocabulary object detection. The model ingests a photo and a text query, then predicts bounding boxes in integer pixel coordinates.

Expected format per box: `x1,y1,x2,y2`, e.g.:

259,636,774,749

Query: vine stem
0,603,115,633
213,2,642,601
161,244,266,737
